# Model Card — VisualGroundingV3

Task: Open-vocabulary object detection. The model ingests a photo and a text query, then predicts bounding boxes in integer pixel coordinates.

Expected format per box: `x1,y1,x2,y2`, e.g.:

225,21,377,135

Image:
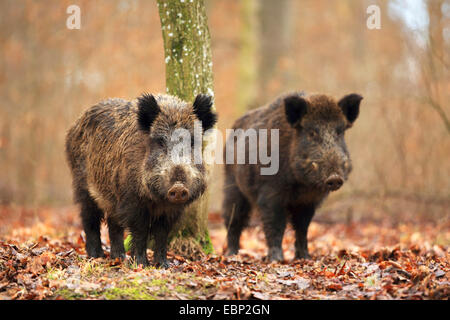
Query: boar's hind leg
290,205,315,259
257,187,286,262
107,217,126,260
222,183,251,256
77,189,105,258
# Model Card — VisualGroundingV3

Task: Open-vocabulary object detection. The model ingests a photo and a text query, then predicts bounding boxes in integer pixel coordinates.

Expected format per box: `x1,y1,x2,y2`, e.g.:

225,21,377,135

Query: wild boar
223,92,362,261
66,93,217,267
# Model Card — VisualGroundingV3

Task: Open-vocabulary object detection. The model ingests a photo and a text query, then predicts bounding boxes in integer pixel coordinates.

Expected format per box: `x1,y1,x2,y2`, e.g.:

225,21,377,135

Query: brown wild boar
223,92,362,261
66,93,217,267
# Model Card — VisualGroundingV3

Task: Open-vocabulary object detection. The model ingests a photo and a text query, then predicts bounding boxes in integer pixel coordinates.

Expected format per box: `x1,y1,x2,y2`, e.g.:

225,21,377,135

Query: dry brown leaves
0,206,448,300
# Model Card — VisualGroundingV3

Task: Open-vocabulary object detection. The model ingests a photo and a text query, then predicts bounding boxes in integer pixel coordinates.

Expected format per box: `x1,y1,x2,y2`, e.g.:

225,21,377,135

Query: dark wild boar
223,92,362,261
66,93,217,267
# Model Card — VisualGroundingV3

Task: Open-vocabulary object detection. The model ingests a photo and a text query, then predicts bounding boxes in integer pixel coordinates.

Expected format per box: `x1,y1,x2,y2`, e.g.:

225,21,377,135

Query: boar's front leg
107,217,126,260
150,215,175,269
290,205,315,259
257,187,286,262
120,201,150,267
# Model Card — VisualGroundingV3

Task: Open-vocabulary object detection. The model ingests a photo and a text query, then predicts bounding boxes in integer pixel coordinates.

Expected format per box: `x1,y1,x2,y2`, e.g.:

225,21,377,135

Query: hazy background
0,0,449,223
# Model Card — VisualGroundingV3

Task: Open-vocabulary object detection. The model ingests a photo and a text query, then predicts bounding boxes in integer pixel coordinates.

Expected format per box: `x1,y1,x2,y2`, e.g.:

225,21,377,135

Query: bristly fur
193,94,217,131
137,93,161,132
65,93,210,268
222,91,363,262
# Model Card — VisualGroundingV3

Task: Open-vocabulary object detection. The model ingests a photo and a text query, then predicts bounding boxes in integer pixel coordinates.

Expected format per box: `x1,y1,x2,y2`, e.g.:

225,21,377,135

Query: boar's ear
137,93,161,132
193,94,217,131
338,93,363,124
284,95,308,127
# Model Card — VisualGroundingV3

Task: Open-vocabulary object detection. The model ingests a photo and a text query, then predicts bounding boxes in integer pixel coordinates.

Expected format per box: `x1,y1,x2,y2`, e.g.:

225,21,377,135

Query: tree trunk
424,0,450,133
156,0,215,257
157,0,214,100
256,0,294,106
236,0,259,112
239,0,295,109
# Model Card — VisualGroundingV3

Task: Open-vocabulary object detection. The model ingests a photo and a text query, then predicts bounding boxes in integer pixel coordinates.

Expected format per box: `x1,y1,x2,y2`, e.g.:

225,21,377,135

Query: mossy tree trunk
157,0,214,100
156,0,215,257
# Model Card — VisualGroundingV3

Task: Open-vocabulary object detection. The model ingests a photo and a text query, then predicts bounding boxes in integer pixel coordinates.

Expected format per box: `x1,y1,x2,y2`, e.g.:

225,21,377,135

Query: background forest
1,0,449,224
0,0,449,301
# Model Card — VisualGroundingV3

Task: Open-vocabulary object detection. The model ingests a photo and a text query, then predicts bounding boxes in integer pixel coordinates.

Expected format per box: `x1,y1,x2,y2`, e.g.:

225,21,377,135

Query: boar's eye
153,137,166,147
307,128,320,140
336,126,345,137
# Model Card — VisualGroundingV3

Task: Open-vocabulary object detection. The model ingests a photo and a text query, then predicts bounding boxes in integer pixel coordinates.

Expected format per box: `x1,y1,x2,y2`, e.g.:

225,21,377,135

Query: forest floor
0,206,448,300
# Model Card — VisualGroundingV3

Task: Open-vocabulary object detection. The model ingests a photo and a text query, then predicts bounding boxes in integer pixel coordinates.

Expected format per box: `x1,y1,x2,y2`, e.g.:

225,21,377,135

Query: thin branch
422,96,450,134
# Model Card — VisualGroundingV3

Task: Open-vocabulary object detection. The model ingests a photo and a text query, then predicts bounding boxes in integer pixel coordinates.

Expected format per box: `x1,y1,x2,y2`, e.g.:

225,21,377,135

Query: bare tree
256,0,295,105
422,0,450,133
156,0,215,257
236,0,259,112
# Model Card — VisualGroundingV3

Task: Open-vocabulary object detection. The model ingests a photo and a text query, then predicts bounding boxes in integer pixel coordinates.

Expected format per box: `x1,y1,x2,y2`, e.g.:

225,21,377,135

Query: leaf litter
0,206,448,300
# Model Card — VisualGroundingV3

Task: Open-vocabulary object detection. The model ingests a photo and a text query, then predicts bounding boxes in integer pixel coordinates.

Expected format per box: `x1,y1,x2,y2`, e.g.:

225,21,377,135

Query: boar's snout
167,182,189,204
325,174,344,191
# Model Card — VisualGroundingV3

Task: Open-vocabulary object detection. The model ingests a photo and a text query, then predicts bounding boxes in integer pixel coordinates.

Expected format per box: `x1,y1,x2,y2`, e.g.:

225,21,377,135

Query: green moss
364,274,378,287
256,273,269,284
80,260,106,278
46,267,65,280
125,225,215,257
175,285,188,294
54,288,88,300
180,227,191,238
55,278,171,300
103,282,157,300
53,272,220,300
104,278,175,300
124,234,132,252
197,228,214,255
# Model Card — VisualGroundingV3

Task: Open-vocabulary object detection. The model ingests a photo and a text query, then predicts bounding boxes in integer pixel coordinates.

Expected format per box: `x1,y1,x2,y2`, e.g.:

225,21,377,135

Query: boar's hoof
295,250,312,260
133,256,149,268
325,174,344,191
111,252,126,260
268,248,284,262
225,247,239,256
156,260,170,269
167,183,189,204
86,247,105,259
